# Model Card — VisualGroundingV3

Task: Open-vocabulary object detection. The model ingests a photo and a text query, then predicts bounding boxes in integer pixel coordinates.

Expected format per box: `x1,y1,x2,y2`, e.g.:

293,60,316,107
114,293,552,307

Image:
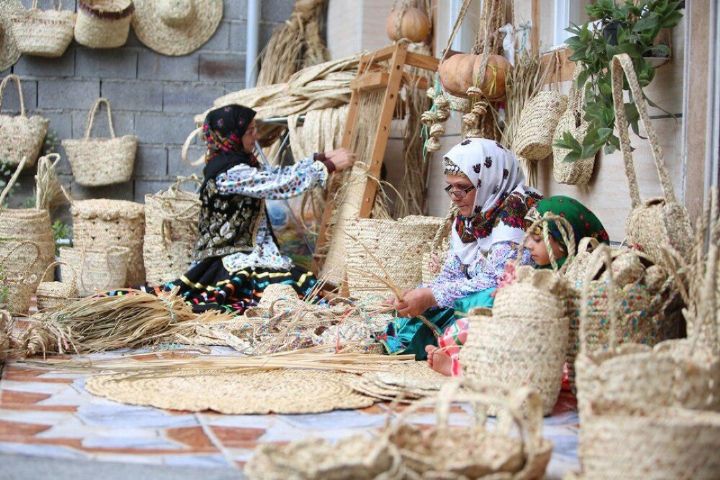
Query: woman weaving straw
378,137,542,359
158,104,355,313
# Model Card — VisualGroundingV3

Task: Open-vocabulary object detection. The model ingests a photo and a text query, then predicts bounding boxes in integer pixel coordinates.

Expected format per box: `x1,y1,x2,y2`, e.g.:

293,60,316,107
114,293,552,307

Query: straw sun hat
0,0,22,70
131,0,223,56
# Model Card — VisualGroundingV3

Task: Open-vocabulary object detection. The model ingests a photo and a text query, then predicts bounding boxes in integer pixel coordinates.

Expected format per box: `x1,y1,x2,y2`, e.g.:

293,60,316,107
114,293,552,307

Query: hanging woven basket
10,0,75,58
0,74,49,168
74,0,135,49
512,90,567,162
62,97,137,187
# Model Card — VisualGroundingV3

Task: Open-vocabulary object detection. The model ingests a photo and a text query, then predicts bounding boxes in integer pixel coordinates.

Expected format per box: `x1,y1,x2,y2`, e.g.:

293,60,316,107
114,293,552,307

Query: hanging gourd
386,4,431,43
438,53,510,101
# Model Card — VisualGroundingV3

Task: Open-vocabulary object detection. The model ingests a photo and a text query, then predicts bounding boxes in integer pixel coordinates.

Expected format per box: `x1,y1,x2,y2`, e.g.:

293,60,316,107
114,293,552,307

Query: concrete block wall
0,0,294,213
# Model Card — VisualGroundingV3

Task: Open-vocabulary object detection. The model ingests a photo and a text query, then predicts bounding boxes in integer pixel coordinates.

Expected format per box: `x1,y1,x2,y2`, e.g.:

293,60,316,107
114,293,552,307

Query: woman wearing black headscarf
171,104,354,313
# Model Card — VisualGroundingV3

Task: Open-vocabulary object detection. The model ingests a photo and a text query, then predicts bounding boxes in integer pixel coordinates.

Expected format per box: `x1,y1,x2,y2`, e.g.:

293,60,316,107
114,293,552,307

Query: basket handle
84,98,116,140
40,260,76,288
579,244,618,353
0,157,28,207
611,53,676,208
513,212,576,273
181,127,206,167
0,74,27,117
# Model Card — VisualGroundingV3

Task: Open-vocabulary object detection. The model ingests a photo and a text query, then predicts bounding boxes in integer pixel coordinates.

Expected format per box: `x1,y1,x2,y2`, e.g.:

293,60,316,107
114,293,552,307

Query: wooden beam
540,47,576,84
350,72,389,90
531,0,540,57
364,45,396,63
405,51,439,71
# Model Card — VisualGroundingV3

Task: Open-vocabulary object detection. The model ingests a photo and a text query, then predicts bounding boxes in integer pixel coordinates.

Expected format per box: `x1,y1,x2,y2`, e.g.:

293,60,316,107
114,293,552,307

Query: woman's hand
324,148,356,172
395,288,437,318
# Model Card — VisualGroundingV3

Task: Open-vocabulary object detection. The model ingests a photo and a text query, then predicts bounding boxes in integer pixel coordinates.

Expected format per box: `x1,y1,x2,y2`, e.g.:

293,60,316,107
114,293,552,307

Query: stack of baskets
70,199,145,286
143,178,201,285
345,215,445,300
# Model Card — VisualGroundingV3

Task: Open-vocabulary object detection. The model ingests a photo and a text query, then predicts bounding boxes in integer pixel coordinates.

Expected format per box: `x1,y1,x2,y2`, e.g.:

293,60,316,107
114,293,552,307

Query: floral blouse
426,241,531,308
214,159,328,272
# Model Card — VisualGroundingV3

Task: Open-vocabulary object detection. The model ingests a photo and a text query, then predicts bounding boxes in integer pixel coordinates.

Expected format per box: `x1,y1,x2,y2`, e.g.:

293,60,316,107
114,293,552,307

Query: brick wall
0,0,294,215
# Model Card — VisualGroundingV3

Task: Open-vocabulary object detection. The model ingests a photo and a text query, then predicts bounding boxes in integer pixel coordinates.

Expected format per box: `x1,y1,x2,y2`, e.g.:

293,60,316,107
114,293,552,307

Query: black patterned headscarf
202,104,258,182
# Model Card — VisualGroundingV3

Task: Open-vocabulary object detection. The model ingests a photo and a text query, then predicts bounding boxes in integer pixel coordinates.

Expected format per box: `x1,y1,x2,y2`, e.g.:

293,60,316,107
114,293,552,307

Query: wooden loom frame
312,43,439,282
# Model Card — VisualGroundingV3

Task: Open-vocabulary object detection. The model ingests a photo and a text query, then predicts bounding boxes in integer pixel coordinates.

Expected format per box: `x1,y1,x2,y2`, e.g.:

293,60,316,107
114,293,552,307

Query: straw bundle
71,199,145,285
256,0,329,87
287,105,347,162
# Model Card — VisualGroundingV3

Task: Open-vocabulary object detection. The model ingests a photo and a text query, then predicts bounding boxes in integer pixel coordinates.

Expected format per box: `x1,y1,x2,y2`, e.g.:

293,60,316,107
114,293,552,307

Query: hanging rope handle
0,156,28,207
439,0,473,62
579,244,618,353
181,127,206,167
39,261,76,289
512,212,577,273
611,53,677,208
84,98,116,140
0,74,27,117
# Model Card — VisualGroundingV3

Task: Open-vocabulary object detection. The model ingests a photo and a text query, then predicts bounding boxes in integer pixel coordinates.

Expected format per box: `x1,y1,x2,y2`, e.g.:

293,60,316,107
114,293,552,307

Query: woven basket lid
131,0,223,56
0,0,22,71
71,199,144,220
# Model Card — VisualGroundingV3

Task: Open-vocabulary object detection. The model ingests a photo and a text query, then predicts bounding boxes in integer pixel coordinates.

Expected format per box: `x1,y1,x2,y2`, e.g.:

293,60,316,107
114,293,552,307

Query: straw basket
9,0,74,57
36,261,78,310
612,53,693,264
143,177,201,285
59,246,129,297
71,199,145,285
421,207,454,284
387,381,553,479
0,74,49,168
346,215,445,300
512,91,567,161
62,98,137,186
0,241,41,315
74,0,134,49
553,69,595,185
577,405,720,479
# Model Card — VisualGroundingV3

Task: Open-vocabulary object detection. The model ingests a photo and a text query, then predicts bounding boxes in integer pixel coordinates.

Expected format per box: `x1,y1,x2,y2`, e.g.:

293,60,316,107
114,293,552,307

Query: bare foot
429,349,454,376
425,345,437,368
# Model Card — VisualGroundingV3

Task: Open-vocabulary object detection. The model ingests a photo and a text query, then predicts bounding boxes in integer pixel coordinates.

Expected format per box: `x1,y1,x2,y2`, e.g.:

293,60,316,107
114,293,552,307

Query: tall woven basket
345,215,445,300
553,68,595,185
9,0,75,57
71,199,145,286
143,177,201,285
0,74,49,168
75,0,134,49
612,53,693,264
62,98,137,186
512,90,567,161
0,241,42,315
461,215,575,415
59,246,129,297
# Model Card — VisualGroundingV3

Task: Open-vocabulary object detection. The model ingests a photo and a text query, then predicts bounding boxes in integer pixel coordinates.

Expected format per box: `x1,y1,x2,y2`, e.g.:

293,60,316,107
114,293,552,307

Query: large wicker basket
143,178,201,285
512,91,567,161
59,246,129,296
9,0,75,58
71,199,145,286
62,98,137,186
74,0,134,49
0,241,42,315
0,74,49,168
345,215,445,300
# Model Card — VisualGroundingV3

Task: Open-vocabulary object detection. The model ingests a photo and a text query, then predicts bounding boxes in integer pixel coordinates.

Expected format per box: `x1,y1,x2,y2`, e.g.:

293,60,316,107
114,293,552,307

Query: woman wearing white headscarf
379,138,542,359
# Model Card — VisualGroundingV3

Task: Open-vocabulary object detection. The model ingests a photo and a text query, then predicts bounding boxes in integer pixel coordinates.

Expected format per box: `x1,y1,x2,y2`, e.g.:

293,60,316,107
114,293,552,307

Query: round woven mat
0,0,21,71
86,369,376,414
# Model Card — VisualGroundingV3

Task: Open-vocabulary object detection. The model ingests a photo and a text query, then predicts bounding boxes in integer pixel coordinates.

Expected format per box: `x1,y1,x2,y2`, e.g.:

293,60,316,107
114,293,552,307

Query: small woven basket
462,214,575,415
74,0,134,49
143,177,201,285
512,90,567,161
612,53,693,264
62,98,137,186
36,261,78,310
71,199,145,285
9,0,75,57
0,241,41,315
386,381,553,480
553,68,595,185
0,74,49,168
59,246,129,297
346,215,445,300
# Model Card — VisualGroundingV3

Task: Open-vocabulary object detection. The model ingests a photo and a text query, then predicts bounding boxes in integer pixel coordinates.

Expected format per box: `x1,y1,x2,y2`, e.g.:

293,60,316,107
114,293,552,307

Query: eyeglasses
444,184,475,199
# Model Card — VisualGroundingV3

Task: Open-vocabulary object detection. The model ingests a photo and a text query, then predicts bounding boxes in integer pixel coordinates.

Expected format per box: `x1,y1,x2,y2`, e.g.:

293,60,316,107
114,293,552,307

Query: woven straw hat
131,0,223,56
0,0,22,70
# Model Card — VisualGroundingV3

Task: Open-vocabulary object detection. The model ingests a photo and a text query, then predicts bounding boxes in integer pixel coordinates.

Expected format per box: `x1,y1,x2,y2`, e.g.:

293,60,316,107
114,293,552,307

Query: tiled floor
0,350,580,478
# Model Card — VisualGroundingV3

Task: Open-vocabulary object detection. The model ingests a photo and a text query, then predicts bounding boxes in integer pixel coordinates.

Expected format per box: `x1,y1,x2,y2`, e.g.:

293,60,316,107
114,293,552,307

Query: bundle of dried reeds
256,0,329,87
19,289,238,357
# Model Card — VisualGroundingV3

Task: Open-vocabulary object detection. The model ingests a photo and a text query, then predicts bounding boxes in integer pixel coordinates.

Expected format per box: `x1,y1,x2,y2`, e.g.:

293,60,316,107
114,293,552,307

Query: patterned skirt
163,257,317,314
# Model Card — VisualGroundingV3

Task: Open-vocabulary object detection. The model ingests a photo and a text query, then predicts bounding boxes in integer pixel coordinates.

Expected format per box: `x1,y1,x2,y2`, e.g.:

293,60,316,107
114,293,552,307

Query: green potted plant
554,0,684,163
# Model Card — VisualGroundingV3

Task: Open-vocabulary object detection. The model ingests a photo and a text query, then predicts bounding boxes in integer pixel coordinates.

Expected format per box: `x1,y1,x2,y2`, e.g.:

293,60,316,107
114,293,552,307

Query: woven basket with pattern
62,98,137,187
74,0,134,49
59,246,129,296
9,0,75,57
0,74,49,168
